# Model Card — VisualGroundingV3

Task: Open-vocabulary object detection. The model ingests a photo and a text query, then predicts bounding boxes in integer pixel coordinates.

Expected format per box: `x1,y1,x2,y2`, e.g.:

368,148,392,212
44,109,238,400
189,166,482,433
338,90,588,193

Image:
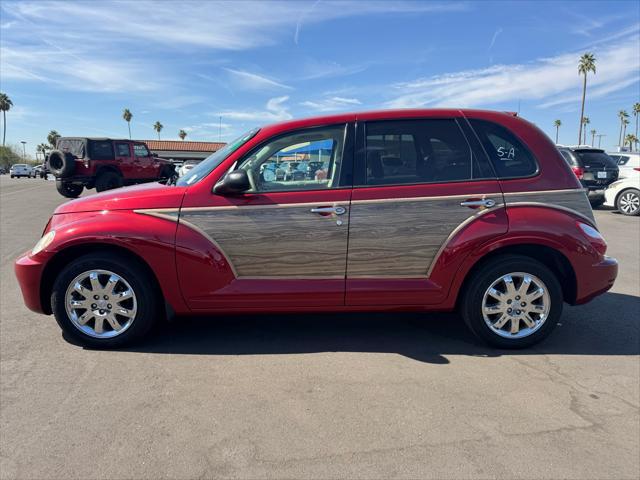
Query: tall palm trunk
619,121,624,146
2,110,6,146
157,132,160,140
127,122,131,140
555,126,559,143
578,73,586,144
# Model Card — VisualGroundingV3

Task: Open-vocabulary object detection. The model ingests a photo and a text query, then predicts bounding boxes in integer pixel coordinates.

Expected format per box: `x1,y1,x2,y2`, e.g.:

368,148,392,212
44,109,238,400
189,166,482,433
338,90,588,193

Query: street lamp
20,141,26,161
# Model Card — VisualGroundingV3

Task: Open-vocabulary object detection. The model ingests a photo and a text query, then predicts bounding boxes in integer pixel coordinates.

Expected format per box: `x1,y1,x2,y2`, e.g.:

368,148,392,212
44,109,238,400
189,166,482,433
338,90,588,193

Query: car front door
176,123,354,309
346,114,507,306
133,143,154,178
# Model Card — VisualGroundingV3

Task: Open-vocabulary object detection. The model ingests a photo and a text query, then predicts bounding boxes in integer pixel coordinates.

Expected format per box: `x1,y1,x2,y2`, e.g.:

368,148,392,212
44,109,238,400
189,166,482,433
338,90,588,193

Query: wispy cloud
218,96,292,123
224,68,292,91
300,96,361,112
387,32,640,110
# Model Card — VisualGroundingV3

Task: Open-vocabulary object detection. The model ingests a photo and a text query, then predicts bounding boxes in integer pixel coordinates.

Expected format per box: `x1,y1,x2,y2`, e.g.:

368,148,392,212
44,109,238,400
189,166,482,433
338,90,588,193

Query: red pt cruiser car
15,110,618,349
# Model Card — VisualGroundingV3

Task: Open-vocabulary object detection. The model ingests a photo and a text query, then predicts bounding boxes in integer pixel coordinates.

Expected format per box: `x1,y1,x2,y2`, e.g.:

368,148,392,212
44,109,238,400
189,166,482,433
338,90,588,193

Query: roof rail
504,111,518,117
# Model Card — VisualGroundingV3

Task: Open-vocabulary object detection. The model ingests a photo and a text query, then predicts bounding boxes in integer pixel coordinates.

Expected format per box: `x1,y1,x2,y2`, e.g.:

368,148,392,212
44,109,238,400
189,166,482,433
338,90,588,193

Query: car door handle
460,199,496,208
310,206,346,215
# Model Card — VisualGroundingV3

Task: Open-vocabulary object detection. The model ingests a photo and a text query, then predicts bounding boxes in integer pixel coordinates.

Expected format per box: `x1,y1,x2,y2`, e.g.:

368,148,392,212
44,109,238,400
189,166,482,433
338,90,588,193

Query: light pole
20,141,26,161
595,134,606,149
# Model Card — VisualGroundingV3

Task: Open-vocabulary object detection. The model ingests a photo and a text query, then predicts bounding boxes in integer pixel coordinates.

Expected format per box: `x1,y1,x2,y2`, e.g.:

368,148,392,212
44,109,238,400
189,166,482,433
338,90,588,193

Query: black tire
56,180,84,198
460,254,563,349
10,175,14,178
615,188,640,216
160,165,177,184
95,170,123,192
51,253,158,348
47,150,75,178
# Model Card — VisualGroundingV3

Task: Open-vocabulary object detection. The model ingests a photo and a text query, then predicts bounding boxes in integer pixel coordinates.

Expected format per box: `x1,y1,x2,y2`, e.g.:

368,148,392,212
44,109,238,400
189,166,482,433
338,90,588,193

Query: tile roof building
143,140,226,162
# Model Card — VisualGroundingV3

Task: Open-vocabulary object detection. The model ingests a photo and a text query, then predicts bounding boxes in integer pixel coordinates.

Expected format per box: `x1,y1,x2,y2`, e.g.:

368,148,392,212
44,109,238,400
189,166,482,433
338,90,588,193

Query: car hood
54,182,187,214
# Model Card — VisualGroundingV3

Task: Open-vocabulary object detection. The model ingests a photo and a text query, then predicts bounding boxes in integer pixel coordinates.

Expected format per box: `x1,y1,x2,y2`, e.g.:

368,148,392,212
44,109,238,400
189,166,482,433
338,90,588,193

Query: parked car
10,164,35,178
46,137,176,198
604,176,640,216
16,109,617,349
177,160,199,178
557,146,619,207
607,151,640,179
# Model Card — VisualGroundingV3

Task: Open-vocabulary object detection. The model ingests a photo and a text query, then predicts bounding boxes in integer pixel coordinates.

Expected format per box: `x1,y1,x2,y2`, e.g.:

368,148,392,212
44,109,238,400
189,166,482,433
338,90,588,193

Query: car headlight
31,230,55,256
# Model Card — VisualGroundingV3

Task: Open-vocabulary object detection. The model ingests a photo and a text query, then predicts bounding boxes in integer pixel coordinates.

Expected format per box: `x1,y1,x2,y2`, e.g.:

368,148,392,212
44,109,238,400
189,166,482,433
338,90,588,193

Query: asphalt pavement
1,175,638,479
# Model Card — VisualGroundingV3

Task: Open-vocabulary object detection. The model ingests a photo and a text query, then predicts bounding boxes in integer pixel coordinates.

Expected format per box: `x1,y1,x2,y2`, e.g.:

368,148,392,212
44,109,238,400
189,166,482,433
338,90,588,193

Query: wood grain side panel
347,195,503,277
179,207,348,278
505,190,594,222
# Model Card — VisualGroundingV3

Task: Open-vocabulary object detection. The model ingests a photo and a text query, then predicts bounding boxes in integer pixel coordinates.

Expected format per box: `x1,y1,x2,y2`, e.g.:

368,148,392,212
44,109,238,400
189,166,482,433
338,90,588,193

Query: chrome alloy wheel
65,270,137,339
619,191,640,215
482,272,550,339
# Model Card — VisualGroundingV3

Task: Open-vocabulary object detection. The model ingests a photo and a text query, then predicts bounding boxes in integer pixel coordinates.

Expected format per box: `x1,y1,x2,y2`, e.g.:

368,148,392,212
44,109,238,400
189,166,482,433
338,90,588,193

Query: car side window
89,140,114,160
617,155,630,165
469,119,538,178
237,125,346,192
116,143,130,157
133,144,150,157
362,119,490,186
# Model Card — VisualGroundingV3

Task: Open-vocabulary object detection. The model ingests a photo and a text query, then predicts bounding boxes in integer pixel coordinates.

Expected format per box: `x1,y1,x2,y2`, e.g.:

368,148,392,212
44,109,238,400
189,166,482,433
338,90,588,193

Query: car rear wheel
51,253,158,348
95,171,123,192
616,188,640,216
460,255,562,348
56,180,84,198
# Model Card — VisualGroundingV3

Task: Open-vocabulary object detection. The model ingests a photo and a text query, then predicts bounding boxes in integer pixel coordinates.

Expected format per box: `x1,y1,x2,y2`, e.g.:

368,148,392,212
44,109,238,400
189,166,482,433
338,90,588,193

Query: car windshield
176,128,260,186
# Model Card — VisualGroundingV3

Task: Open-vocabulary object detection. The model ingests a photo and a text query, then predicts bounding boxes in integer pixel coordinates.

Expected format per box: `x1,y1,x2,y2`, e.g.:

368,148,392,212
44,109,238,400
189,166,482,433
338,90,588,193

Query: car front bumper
14,253,48,314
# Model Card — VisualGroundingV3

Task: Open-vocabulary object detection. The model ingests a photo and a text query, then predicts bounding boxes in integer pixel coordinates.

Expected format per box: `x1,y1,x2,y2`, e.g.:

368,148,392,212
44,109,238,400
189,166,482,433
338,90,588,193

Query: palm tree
632,103,640,138
122,108,133,139
581,116,590,144
178,129,187,141
36,143,50,161
590,129,597,146
622,118,630,145
577,53,596,145
618,110,629,146
0,92,13,146
153,121,163,140
624,134,638,152
47,130,60,148
553,119,562,143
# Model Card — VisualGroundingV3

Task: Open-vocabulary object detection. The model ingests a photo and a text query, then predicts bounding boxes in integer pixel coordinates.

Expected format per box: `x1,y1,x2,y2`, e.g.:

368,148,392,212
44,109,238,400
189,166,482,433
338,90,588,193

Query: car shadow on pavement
75,292,640,363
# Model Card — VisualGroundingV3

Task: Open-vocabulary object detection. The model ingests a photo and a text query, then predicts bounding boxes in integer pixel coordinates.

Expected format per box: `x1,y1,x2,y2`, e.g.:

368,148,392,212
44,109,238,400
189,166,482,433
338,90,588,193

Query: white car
9,164,35,178
607,152,640,179
177,160,199,177
604,176,640,216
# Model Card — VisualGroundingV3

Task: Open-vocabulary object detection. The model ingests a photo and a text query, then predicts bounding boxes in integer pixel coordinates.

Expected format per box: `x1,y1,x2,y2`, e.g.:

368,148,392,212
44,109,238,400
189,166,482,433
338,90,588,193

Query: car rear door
176,123,354,309
346,113,507,306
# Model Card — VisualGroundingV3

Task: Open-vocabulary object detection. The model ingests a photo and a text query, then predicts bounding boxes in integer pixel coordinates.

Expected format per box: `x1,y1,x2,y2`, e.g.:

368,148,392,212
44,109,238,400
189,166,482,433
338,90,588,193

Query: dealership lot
1,176,638,479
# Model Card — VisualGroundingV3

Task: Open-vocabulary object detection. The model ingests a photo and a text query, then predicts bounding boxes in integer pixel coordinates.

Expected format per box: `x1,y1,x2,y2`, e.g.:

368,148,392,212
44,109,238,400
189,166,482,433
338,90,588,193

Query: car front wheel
51,253,158,348
616,188,640,216
460,255,562,348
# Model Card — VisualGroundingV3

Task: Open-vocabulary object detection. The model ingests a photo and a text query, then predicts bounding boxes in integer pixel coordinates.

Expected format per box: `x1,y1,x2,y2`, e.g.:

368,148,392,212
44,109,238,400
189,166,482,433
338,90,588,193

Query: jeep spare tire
95,171,123,192
47,150,75,178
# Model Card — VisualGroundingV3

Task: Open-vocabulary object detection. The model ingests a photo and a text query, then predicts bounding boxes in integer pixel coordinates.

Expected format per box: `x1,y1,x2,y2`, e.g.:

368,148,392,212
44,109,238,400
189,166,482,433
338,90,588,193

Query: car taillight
577,222,607,256
634,167,640,172
571,166,584,179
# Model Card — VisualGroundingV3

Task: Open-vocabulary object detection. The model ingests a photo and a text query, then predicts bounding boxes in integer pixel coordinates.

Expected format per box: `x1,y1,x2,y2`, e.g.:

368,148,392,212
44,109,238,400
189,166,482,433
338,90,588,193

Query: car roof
59,137,142,142
260,108,521,133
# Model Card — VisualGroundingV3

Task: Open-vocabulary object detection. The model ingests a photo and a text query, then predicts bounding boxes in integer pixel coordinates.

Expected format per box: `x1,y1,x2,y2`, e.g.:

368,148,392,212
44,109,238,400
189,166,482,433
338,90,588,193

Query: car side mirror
213,170,251,195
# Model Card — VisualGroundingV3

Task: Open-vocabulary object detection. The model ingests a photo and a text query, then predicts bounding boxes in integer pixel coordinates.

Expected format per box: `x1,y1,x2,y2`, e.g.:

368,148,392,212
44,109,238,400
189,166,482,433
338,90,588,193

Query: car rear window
469,119,538,178
574,151,617,169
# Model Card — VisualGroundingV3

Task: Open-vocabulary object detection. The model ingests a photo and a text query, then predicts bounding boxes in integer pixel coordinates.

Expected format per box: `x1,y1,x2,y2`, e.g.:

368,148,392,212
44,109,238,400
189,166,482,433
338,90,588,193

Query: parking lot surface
1,176,638,479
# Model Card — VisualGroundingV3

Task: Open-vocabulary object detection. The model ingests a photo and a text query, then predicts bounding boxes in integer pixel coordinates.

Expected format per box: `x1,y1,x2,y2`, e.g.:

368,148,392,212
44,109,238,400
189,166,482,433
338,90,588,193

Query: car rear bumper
14,253,47,314
574,255,618,304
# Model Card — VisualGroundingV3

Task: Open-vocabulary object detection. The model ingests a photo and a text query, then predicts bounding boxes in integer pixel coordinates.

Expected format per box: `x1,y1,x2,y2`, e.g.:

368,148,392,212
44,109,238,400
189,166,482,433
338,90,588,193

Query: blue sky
1,0,639,157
